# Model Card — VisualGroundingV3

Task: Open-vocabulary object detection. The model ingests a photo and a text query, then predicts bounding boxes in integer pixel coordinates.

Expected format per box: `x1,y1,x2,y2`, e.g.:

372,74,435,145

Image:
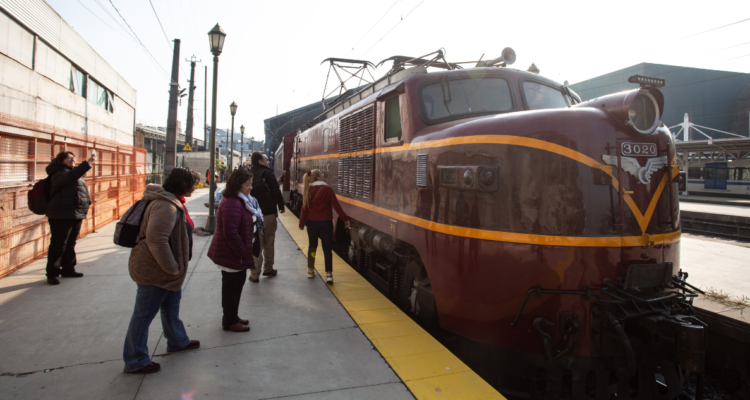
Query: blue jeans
123,284,191,372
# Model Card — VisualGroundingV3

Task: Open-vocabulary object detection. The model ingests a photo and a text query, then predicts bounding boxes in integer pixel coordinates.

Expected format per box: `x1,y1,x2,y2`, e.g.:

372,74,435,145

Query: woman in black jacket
45,151,96,285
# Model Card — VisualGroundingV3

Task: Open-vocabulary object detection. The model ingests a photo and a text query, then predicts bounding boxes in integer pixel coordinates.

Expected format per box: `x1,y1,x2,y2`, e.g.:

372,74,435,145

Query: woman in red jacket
208,168,261,332
299,169,350,283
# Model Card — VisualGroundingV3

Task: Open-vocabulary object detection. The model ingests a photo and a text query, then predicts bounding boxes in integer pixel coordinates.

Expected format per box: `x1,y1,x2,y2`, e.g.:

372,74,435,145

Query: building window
385,96,402,142
0,10,34,69
87,77,113,112
70,66,85,97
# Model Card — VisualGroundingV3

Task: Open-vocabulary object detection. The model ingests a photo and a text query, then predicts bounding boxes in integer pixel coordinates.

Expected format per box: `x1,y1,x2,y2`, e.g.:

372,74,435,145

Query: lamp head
240,124,245,134
229,101,238,116
208,23,226,56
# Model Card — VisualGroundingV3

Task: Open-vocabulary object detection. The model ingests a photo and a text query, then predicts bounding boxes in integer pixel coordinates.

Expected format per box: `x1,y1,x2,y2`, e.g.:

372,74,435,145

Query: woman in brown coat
123,168,200,374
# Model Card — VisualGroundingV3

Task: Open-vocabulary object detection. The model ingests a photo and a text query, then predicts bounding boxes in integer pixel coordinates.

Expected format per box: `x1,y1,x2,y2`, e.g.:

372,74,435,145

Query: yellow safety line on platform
278,210,505,400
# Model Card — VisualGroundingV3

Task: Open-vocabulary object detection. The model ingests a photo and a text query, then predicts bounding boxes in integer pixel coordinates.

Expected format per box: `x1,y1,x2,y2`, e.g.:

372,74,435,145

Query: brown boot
223,322,250,332
262,269,278,277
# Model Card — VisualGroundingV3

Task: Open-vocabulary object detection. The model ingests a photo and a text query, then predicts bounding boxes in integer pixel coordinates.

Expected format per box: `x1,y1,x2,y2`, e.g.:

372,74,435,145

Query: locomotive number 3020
621,142,657,157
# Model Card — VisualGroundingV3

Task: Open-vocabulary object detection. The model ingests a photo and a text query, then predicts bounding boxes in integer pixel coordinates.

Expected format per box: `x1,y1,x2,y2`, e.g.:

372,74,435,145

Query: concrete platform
681,233,750,299
680,201,750,217
680,195,750,207
0,187,416,400
0,187,504,400
278,212,503,400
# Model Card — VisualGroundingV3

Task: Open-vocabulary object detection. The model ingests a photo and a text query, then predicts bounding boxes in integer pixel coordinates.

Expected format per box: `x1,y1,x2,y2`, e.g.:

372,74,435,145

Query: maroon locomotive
279,49,704,399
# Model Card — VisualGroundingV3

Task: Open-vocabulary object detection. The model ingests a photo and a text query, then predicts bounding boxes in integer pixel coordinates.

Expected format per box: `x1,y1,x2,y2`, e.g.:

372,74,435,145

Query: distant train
685,158,750,197
274,49,704,399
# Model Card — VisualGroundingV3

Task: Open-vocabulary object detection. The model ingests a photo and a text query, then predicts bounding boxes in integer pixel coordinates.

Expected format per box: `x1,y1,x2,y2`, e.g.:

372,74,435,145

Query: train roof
301,57,564,133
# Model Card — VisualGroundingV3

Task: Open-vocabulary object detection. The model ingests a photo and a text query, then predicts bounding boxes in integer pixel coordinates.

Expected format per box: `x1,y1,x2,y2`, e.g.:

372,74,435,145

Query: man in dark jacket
45,151,96,285
248,151,285,282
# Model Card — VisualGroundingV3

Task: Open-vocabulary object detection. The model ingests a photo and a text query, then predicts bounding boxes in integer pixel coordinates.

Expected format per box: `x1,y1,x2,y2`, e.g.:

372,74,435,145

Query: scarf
238,192,264,234
175,195,194,229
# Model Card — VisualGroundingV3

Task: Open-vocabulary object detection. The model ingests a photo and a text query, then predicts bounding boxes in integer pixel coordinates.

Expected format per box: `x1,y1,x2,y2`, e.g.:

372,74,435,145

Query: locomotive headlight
627,91,660,134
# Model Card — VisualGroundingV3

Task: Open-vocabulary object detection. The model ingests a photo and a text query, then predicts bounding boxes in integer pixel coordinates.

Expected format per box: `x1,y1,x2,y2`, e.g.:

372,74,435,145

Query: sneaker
326,272,333,284
307,268,315,279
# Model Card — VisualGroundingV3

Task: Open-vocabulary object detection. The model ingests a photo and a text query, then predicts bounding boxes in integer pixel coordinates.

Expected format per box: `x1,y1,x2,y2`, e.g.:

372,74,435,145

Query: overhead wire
177,0,198,56
146,0,189,85
573,41,750,91
147,0,173,52
574,53,750,94
344,0,400,57
75,0,137,43
92,0,136,40
361,0,427,57
106,0,172,82
570,16,750,89
657,17,750,47
290,0,424,110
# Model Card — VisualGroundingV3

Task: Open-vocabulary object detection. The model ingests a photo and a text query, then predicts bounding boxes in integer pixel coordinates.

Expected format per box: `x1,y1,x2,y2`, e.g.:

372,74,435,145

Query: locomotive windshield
522,81,569,110
420,77,513,123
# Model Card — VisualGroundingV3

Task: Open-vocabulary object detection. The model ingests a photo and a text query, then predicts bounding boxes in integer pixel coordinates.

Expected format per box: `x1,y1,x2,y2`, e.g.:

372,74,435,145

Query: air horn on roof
476,47,516,68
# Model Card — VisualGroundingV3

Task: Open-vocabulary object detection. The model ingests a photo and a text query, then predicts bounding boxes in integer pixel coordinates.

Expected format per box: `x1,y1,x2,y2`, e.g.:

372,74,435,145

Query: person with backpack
207,168,261,332
248,151,285,283
298,169,350,283
44,151,96,285
122,168,201,374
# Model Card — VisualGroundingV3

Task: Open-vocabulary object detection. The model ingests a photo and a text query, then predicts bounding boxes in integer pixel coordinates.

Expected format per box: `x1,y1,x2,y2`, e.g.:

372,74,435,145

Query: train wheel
289,193,302,215
398,261,421,313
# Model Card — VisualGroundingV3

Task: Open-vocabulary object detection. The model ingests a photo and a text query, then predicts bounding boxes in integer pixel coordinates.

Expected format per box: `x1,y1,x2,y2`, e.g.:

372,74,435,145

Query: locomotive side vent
416,153,428,187
339,104,375,201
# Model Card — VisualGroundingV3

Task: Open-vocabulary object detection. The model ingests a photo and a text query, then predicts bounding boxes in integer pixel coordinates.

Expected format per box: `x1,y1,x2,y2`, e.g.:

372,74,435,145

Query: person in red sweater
298,169,350,283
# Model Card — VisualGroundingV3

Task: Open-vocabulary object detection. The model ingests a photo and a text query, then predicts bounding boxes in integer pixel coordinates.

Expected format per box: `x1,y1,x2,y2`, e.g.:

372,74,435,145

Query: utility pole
185,55,201,148
164,39,181,181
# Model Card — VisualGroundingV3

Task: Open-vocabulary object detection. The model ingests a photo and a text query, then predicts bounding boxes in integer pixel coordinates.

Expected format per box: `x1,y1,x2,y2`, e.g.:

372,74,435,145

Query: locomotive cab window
385,96,402,142
522,81,568,110
420,77,513,124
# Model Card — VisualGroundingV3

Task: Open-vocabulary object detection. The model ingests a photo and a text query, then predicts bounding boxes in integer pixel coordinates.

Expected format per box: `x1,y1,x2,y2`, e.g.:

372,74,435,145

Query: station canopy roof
675,137,750,165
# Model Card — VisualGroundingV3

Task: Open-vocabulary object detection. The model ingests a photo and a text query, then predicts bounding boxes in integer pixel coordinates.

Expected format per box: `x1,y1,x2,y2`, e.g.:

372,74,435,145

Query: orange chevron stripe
295,135,680,236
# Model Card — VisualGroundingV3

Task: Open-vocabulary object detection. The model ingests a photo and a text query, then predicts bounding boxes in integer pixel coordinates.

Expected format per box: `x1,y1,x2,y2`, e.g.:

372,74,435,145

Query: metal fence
0,128,146,278
146,150,164,185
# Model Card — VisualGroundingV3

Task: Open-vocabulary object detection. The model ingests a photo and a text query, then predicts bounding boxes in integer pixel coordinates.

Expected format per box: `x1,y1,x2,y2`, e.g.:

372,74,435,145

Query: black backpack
113,200,151,247
251,170,273,203
27,173,61,215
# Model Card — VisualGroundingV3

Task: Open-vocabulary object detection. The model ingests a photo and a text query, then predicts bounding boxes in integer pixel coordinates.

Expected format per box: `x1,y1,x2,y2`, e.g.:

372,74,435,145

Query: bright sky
46,0,750,143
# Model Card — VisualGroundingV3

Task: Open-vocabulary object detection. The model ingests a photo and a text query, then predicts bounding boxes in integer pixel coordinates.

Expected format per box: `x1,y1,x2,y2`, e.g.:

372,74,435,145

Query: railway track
681,211,750,242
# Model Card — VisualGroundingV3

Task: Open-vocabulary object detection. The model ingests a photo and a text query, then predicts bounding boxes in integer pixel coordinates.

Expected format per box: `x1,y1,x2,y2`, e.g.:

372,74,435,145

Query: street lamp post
205,23,226,233
229,101,237,173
